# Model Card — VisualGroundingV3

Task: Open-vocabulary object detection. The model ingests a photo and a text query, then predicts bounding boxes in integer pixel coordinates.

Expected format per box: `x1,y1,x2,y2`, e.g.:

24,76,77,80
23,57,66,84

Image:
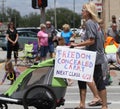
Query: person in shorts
37,24,48,61
71,2,108,109
46,21,56,58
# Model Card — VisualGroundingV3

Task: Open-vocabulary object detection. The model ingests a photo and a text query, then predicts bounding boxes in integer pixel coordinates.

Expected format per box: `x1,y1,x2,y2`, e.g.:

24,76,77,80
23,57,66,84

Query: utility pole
0,0,6,22
73,0,75,28
54,0,57,29
102,0,106,30
40,7,46,24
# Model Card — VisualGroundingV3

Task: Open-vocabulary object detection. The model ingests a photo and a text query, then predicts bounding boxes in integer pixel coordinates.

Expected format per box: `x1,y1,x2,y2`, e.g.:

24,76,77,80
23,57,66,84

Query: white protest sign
54,46,96,82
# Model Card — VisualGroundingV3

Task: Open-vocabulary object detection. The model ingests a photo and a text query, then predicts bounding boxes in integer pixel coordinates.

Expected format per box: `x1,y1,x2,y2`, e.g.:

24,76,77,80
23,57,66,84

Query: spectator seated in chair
103,36,120,85
105,36,119,64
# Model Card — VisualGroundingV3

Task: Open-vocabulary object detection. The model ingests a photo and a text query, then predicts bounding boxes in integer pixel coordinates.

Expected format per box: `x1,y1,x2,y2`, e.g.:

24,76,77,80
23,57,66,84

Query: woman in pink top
37,24,48,61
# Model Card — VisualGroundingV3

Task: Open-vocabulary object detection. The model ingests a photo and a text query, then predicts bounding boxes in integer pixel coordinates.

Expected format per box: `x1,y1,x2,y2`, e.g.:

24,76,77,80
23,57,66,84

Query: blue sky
4,0,88,16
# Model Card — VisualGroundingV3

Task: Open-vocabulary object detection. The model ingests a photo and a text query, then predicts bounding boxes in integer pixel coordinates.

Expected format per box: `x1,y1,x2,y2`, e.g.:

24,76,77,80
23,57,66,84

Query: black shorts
78,64,106,91
94,64,106,91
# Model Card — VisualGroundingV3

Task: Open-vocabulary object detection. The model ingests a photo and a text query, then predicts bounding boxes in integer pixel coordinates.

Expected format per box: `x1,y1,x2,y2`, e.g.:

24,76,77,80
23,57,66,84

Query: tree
20,12,40,27
46,8,81,29
5,8,21,27
0,7,82,28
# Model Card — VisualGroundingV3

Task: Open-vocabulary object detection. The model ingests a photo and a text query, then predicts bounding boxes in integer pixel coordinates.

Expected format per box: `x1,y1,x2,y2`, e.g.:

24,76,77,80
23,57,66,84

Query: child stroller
0,58,67,109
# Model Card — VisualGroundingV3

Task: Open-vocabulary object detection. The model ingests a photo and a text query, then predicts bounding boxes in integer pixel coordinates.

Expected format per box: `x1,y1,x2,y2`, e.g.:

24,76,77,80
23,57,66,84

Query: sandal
88,100,102,106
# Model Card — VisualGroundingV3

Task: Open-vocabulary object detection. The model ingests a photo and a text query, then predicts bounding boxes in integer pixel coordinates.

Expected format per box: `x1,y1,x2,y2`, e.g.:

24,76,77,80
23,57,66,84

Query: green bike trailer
0,58,67,109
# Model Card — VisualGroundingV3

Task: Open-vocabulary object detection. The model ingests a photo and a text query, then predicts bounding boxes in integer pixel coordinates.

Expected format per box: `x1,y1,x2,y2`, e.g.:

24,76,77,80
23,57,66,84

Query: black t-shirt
7,29,18,45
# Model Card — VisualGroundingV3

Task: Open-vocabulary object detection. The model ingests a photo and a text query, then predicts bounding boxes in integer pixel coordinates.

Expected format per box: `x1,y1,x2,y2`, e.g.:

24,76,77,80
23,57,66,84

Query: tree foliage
0,7,21,27
46,8,81,29
0,7,81,28
20,12,40,27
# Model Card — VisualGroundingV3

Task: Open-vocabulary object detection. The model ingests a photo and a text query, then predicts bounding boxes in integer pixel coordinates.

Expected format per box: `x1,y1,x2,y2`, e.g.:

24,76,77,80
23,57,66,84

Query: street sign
90,0,103,12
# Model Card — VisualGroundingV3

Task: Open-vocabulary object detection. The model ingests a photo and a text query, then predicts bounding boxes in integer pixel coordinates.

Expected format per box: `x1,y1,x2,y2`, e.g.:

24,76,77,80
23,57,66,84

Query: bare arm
14,33,19,43
71,38,95,47
6,33,18,45
116,52,120,64
0,72,7,85
6,34,14,44
72,33,76,38
38,37,41,48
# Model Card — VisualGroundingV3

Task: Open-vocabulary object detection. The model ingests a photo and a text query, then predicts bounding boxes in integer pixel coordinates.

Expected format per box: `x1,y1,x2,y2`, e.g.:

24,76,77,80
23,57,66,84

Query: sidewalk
110,67,120,86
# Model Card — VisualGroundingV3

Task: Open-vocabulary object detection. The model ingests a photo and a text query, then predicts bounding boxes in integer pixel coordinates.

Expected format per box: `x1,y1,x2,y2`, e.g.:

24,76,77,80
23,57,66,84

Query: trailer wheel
23,85,56,109
0,103,8,109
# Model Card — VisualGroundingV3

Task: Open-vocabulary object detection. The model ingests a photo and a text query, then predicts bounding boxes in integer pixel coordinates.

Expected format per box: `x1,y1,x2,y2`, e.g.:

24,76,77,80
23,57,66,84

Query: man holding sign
70,2,107,109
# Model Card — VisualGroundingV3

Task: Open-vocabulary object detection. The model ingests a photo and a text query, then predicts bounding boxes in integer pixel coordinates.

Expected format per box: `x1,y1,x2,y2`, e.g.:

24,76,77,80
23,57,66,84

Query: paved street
0,48,120,109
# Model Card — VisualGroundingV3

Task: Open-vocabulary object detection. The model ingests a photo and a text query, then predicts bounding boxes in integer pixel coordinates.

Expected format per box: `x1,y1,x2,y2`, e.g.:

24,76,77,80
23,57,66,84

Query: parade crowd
1,1,120,109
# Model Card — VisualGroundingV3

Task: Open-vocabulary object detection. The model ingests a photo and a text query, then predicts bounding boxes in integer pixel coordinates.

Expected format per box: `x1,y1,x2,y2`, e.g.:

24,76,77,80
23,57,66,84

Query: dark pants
7,43,19,59
40,46,48,58
78,64,106,91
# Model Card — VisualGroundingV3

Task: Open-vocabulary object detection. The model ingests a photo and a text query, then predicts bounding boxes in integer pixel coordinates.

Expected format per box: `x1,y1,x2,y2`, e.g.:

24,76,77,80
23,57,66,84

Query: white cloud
3,0,88,16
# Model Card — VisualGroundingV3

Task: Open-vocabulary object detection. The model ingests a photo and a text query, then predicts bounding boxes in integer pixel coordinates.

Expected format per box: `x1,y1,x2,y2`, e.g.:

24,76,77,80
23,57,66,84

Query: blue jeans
40,46,48,58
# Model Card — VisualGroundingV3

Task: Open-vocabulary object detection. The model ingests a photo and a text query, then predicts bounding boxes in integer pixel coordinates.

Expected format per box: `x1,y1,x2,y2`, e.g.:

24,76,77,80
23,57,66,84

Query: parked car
0,31,38,50
18,31,38,49
55,29,61,37
16,27,40,33
70,28,80,35
0,34,7,50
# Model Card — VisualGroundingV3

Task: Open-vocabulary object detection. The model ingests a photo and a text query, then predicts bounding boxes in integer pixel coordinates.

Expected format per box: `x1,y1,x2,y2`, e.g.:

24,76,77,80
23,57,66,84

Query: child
58,37,66,46
0,60,20,85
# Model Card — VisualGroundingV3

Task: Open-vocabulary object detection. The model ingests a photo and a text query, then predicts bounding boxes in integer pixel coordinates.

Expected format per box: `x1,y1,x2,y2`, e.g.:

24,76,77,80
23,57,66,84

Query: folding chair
28,41,39,60
18,43,36,66
28,41,38,54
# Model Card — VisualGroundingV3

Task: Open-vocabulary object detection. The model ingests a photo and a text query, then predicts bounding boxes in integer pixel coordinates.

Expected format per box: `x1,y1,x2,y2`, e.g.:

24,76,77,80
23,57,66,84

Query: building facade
104,0,120,30
90,0,120,31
